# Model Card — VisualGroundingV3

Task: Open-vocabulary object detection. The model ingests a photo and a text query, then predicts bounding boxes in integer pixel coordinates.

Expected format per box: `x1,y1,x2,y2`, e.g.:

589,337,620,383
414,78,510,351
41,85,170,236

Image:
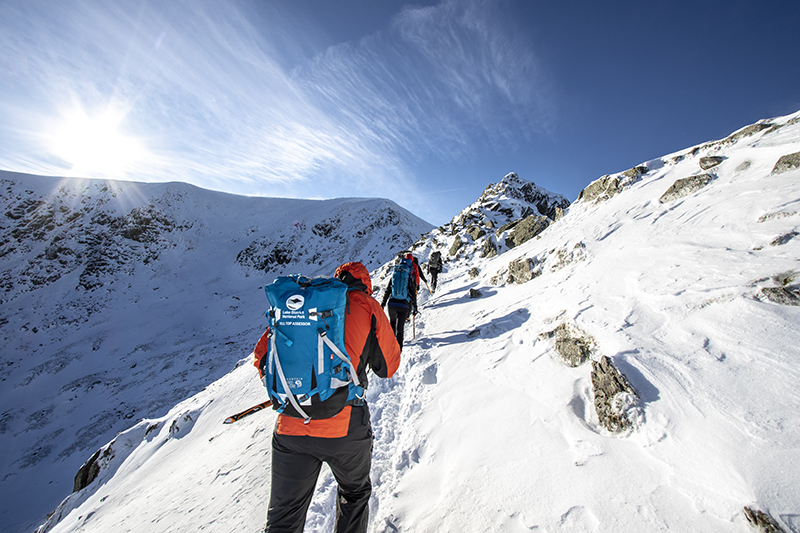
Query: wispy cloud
0,0,554,219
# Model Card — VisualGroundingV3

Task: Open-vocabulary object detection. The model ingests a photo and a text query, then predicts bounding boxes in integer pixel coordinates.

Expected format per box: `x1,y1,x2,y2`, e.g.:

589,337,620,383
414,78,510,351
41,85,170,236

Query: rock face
659,174,713,203
758,287,800,306
699,156,725,170
578,175,622,204
771,151,800,174
743,507,787,533
591,356,638,432
419,172,569,265
506,257,541,285
769,231,798,246
539,323,593,367
477,173,571,221
505,215,549,248
577,166,648,205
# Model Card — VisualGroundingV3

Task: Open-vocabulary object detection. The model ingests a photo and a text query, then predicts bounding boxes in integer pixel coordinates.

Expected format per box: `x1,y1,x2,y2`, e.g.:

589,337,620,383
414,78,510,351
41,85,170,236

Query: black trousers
265,407,373,533
387,304,410,350
429,267,440,291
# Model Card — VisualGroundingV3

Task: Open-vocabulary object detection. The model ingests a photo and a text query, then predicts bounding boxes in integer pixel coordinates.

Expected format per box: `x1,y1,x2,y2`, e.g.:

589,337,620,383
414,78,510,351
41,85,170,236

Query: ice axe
223,400,272,424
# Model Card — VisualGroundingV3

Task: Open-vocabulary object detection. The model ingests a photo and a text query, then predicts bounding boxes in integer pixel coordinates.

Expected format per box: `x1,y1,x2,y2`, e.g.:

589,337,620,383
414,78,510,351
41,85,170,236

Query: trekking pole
413,313,416,339
223,400,272,424
423,279,432,295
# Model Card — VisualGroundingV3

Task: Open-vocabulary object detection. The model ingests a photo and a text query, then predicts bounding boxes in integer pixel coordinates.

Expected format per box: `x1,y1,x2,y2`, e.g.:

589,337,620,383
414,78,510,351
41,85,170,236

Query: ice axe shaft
223,400,272,424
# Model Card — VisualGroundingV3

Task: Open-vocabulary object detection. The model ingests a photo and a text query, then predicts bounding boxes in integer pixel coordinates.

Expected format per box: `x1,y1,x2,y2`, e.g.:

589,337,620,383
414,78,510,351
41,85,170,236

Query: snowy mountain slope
31,109,800,533
0,174,432,533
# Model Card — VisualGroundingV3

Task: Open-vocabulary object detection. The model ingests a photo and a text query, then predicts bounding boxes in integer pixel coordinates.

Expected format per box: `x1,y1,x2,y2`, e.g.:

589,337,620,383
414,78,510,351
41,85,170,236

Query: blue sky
1,0,798,226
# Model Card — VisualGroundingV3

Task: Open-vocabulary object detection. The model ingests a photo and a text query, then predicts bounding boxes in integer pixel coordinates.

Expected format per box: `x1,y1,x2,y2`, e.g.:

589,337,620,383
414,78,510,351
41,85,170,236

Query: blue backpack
391,258,413,301
263,275,363,422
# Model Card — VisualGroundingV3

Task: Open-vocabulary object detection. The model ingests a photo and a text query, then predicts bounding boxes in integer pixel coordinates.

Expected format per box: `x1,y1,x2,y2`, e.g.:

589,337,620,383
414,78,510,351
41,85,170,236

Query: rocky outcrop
591,356,639,432
578,175,622,204
758,287,800,306
770,231,798,246
723,123,773,144
540,323,593,367
505,215,549,248
480,238,498,258
73,445,113,492
743,507,787,533
478,173,570,221
449,237,465,257
659,174,713,203
757,211,796,223
771,151,800,174
699,156,724,170
506,257,541,284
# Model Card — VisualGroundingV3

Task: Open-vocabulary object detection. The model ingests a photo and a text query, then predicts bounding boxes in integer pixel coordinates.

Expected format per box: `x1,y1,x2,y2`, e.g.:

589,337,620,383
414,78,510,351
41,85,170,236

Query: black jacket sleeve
380,280,392,308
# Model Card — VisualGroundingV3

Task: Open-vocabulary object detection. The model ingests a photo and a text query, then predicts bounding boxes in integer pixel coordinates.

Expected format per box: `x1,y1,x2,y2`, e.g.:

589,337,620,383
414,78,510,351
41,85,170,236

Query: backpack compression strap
268,329,312,422
318,328,363,395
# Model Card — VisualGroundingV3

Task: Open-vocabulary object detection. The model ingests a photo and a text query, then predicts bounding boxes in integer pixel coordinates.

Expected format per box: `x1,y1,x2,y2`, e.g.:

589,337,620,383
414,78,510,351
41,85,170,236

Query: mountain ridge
5,108,800,533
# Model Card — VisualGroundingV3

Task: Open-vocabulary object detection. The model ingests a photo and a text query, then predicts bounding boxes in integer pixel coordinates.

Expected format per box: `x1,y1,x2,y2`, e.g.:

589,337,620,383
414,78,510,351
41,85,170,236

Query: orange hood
334,261,373,294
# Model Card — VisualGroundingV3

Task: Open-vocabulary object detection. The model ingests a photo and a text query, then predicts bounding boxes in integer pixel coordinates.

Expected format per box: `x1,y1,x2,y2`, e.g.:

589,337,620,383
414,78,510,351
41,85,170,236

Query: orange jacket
253,261,401,437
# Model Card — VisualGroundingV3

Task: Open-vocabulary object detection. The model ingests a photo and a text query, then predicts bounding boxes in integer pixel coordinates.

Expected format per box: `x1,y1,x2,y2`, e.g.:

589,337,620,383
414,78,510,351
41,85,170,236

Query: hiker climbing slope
427,251,442,293
406,253,427,293
253,261,401,532
381,256,418,351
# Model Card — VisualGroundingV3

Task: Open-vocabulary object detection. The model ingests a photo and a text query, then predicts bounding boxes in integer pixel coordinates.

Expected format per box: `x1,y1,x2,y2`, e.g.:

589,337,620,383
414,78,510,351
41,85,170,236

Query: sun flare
49,107,148,177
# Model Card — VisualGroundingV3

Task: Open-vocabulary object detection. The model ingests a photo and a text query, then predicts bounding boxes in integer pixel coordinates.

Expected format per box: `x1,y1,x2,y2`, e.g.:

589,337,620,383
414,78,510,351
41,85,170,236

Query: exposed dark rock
757,211,796,223
448,237,465,257
477,173,570,220
770,231,798,246
505,215,549,248
495,219,521,236
758,287,800,306
723,123,772,144
468,288,482,299
506,257,541,284
771,151,800,174
743,507,787,533
480,238,497,258
659,174,713,203
622,165,648,179
469,267,481,279
578,175,622,204
468,226,486,240
591,356,638,432
547,323,593,367
73,447,105,492
467,328,481,338
699,156,725,170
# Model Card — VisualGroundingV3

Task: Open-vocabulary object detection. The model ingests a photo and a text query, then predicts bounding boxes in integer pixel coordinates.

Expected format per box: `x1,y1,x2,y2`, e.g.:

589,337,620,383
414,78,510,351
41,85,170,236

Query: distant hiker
406,253,427,292
253,261,401,533
381,256,418,350
427,251,442,293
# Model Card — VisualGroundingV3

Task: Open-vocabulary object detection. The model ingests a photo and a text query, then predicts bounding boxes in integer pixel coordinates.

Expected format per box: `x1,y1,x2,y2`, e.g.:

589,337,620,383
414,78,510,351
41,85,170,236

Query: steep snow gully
6,110,800,533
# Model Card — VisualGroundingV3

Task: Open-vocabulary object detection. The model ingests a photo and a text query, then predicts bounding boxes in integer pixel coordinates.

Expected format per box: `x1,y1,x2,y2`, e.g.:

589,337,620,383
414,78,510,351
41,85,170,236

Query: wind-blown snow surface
32,111,800,532
0,174,432,533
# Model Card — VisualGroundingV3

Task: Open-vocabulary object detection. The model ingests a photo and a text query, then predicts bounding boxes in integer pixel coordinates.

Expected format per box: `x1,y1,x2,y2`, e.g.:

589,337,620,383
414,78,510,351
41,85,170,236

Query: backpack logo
286,295,305,311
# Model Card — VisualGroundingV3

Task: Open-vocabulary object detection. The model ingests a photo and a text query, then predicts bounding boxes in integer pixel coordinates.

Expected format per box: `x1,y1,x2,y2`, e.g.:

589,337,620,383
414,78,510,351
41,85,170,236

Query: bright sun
50,107,149,177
